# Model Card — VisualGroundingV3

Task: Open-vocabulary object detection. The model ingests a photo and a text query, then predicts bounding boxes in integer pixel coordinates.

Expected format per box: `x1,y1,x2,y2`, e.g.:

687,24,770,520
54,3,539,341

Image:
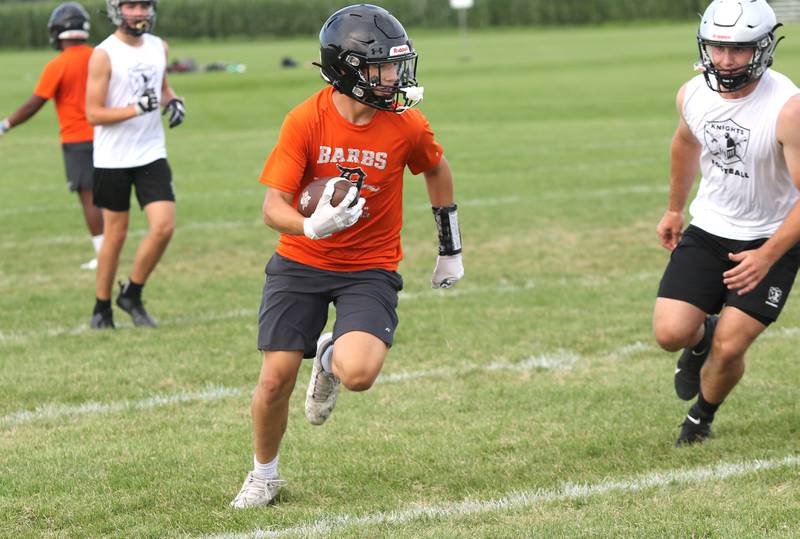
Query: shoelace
312,368,338,401
236,474,286,502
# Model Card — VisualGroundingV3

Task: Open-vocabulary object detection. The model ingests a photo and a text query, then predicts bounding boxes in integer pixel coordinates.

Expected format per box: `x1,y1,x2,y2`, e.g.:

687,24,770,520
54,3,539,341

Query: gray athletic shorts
61,141,94,192
257,253,404,357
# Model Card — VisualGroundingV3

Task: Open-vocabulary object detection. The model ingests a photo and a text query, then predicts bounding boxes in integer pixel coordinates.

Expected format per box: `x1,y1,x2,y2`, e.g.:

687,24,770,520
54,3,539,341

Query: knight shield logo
766,286,782,308
704,119,750,165
128,63,158,95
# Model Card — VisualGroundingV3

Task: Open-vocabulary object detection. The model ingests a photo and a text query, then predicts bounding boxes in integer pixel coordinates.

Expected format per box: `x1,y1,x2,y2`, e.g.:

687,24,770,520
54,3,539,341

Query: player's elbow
85,108,101,126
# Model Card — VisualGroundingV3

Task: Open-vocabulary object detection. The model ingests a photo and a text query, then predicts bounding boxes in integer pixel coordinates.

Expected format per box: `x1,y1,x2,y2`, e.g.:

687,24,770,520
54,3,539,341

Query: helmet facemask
107,0,157,36
323,50,422,112
695,27,783,93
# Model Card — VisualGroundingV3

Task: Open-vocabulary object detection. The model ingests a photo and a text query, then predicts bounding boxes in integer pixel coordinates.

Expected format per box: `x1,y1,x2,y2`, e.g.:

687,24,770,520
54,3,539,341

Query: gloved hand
303,178,365,240
162,98,185,128
134,88,158,115
0,118,10,137
431,254,464,289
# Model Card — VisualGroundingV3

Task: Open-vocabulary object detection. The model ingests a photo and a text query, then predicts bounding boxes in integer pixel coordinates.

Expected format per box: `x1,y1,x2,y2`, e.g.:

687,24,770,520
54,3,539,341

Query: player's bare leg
113,201,174,327
129,200,175,284
700,307,764,403
653,298,707,353
674,306,765,446
306,330,387,425
95,209,128,300
232,350,302,509
331,331,387,391
78,188,103,270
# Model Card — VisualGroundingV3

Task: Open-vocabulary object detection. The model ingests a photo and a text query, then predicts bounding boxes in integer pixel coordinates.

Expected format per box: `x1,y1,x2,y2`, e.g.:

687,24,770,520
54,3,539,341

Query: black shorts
62,141,94,193
257,253,404,357
93,158,175,212
658,225,800,325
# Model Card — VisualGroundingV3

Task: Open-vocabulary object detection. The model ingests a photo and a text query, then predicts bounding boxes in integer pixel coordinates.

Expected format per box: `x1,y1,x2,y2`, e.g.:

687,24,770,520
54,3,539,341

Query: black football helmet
106,0,157,36
48,2,90,50
315,4,423,112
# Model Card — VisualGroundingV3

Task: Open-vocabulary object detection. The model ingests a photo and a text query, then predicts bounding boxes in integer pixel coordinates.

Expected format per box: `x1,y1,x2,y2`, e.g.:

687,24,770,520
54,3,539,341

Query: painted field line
2,341,653,427
0,384,243,429
207,455,800,539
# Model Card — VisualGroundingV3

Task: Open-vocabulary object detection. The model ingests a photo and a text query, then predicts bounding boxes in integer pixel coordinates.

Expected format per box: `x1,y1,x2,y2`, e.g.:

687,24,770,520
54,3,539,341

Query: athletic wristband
432,204,462,256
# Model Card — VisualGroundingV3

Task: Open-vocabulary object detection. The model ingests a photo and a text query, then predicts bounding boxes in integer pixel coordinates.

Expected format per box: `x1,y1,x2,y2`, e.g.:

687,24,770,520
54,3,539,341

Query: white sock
91,234,104,254
253,454,279,479
321,344,333,374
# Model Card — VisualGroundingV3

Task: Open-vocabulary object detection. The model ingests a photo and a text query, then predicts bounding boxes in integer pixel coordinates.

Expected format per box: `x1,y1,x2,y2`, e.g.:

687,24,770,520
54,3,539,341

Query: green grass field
2,23,800,537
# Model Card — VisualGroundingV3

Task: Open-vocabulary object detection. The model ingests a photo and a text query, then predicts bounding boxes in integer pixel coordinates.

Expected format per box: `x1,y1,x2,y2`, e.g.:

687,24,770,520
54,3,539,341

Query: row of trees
1,0,708,48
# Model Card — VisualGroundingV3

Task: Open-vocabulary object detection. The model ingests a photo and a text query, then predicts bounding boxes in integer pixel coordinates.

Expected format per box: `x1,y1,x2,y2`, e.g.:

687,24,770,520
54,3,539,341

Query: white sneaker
80,258,98,270
305,332,340,425
230,471,285,509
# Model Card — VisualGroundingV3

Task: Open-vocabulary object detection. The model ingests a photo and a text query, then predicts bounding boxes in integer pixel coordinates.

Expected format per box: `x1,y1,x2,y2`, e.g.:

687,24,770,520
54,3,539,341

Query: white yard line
0,385,243,428
1,341,654,427
206,455,800,538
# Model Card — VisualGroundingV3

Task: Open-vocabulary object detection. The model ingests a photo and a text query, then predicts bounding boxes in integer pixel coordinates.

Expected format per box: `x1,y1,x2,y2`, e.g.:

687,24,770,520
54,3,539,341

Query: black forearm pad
432,204,462,256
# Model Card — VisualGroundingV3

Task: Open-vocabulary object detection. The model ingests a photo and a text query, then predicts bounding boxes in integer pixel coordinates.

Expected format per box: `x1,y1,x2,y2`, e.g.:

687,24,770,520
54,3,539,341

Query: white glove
303,178,365,240
134,88,159,115
0,118,10,137
431,254,464,289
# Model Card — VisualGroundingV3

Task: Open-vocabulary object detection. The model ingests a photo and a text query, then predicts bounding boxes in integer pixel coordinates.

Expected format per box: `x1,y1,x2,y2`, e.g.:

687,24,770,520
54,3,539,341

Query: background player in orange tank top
1,2,103,270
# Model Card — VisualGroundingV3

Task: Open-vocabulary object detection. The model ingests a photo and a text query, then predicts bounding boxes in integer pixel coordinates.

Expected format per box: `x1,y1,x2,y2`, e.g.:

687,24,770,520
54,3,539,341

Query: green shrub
0,0,708,49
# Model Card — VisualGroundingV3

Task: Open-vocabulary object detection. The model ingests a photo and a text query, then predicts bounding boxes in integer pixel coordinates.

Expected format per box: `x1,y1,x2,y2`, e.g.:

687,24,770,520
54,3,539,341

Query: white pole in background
450,0,473,61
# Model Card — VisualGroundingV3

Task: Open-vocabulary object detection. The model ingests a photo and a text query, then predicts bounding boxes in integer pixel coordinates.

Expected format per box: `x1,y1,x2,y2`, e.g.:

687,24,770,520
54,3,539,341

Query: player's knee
653,324,688,352
150,221,175,242
337,362,379,391
710,338,745,366
341,372,376,392
254,375,294,405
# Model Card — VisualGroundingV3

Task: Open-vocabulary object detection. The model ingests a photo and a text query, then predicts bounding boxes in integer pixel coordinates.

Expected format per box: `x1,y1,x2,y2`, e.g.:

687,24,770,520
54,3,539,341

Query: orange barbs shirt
34,44,94,144
259,87,443,272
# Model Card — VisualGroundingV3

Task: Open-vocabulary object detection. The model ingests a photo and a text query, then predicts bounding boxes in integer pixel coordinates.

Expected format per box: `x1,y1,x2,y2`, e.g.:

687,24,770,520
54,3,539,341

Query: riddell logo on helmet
713,34,732,39
389,45,410,56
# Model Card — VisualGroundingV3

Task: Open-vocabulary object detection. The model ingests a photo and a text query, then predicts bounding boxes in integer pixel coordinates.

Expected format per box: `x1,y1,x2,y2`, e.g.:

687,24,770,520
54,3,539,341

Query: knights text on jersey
682,69,800,240
259,86,443,272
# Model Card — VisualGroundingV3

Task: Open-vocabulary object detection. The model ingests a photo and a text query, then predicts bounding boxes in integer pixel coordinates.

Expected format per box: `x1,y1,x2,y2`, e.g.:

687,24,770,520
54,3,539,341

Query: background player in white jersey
653,0,800,446
85,0,185,329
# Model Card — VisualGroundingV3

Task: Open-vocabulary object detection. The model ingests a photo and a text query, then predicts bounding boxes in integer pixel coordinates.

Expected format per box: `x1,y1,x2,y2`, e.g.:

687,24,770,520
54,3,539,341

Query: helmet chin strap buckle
693,61,707,73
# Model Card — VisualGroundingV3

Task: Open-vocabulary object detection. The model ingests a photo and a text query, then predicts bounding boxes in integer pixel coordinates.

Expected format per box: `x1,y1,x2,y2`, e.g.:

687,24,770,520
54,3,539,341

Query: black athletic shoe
674,315,719,401
90,309,115,329
676,413,713,447
116,288,157,328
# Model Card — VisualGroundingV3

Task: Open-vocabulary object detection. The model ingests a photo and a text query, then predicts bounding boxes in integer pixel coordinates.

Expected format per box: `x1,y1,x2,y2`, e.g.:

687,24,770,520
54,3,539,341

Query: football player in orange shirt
1,2,103,270
231,4,464,508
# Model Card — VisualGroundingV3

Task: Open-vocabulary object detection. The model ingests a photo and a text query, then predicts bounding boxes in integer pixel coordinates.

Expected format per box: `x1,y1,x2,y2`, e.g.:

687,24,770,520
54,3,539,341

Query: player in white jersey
85,0,185,329
653,0,800,446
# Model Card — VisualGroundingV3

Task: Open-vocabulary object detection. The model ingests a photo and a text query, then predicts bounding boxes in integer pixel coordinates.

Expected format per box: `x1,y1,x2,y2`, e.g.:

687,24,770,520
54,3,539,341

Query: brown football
297,177,355,217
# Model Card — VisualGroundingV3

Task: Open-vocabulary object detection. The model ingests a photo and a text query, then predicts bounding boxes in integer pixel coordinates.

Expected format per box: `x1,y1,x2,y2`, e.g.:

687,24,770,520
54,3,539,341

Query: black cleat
674,315,718,401
676,413,713,447
90,309,115,329
116,286,157,327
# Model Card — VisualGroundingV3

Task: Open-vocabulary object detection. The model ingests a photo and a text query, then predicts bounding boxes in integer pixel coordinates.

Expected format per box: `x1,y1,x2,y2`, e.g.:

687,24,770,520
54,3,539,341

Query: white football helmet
106,0,157,36
695,0,782,92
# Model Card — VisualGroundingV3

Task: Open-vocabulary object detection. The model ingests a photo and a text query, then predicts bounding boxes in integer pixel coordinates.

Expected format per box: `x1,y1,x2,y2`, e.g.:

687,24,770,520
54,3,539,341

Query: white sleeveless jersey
93,33,166,168
683,70,800,240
